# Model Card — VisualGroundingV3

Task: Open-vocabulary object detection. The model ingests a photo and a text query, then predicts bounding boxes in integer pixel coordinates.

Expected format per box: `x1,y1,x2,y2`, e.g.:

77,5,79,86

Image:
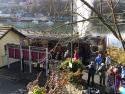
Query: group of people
87,53,110,86
87,53,125,93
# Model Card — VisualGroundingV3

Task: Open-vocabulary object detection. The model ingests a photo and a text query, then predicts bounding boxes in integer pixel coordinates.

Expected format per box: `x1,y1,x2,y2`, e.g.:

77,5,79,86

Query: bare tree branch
107,0,125,50
50,16,97,31
80,0,119,39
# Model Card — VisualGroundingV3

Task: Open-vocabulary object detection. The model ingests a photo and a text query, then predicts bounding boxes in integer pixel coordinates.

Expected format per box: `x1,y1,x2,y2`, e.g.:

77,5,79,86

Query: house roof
18,29,72,40
80,35,105,45
0,26,26,39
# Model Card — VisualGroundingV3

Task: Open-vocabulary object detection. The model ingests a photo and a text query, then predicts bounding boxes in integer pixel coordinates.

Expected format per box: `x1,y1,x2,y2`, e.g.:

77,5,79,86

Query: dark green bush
69,62,83,72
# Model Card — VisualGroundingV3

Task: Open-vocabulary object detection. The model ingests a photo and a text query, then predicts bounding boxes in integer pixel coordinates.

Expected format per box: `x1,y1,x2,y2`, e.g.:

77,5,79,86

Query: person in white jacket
105,54,111,69
121,66,125,80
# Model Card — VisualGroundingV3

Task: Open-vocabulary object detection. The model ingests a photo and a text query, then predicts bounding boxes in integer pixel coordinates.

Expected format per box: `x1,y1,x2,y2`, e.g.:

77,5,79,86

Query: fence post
20,45,23,71
29,46,32,73
46,48,48,76
6,45,10,68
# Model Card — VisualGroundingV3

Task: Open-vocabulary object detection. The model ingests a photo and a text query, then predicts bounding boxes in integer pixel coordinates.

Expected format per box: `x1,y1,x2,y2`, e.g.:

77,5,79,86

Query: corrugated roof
0,26,25,39
0,26,12,38
18,29,72,40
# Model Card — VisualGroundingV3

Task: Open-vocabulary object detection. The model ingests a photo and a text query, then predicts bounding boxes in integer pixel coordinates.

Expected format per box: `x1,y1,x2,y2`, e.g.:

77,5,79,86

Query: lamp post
70,0,74,94
97,36,100,52
70,0,74,64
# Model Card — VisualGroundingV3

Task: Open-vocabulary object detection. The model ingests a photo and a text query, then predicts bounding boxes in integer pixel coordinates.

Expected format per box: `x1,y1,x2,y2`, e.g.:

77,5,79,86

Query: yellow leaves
73,69,82,77
27,80,46,94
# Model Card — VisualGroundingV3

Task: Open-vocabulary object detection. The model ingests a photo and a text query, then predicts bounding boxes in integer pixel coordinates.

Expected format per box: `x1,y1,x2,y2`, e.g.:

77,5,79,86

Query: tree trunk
80,0,125,51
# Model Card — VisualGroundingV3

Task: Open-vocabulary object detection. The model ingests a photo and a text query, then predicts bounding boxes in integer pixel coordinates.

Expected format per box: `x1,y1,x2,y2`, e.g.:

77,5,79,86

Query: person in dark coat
97,63,106,86
87,61,96,86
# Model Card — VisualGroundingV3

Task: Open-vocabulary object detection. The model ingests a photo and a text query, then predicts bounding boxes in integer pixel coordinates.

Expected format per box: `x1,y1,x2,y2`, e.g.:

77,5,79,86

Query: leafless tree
79,0,125,50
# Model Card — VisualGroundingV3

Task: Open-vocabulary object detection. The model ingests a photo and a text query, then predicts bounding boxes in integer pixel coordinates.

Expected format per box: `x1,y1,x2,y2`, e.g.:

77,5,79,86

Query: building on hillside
0,26,25,67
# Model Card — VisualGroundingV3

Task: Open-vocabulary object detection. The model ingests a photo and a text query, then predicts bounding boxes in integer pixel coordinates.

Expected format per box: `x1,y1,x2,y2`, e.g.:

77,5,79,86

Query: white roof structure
0,26,25,39
18,29,72,40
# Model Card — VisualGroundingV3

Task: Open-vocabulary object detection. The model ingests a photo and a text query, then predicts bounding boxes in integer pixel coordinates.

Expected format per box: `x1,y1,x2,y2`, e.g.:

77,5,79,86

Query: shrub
69,61,83,72
68,69,83,84
59,58,71,70
32,87,46,94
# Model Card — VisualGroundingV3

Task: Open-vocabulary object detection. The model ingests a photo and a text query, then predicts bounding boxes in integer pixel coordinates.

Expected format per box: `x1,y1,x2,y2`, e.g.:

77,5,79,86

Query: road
0,76,26,94
82,70,114,94
0,62,46,94
0,68,28,94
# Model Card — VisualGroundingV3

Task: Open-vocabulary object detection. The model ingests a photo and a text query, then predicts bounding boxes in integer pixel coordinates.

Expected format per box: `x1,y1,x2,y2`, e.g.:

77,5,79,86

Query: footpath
63,70,112,94
82,70,114,94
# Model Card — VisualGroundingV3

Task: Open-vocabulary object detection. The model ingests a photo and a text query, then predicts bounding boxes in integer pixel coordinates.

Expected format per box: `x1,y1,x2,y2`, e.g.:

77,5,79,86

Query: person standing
87,61,96,86
95,54,102,69
105,54,111,69
114,69,121,94
121,66,125,81
64,50,69,59
105,66,115,93
73,49,79,61
97,63,106,86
